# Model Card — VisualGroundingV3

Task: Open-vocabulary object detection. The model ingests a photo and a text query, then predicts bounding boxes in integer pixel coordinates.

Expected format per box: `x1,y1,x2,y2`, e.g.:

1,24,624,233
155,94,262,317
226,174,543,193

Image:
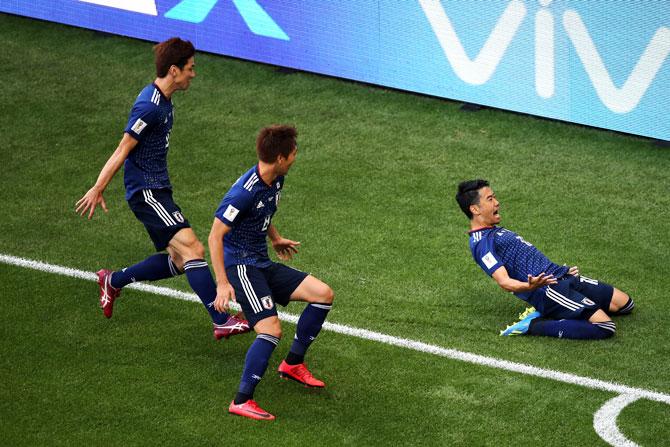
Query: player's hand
527,272,557,290
75,186,108,219
272,238,300,261
214,282,236,313
568,265,579,276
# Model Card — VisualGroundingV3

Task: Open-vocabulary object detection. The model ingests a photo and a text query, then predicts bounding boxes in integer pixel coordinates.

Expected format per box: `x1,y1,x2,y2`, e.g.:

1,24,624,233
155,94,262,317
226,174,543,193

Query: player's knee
610,289,631,312
254,317,282,339
192,241,205,259
612,294,635,315
168,252,185,272
593,320,616,339
259,329,282,339
182,240,205,261
265,327,282,339
320,285,334,304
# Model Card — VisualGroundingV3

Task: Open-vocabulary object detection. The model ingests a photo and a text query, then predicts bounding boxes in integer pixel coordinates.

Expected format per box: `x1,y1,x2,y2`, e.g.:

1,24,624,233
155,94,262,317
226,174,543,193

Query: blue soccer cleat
500,307,541,336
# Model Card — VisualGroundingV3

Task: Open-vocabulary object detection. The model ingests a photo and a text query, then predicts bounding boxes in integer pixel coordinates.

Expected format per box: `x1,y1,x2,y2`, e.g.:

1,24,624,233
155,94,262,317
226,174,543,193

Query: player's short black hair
153,37,195,77
256,125,298,163
456,179,490,219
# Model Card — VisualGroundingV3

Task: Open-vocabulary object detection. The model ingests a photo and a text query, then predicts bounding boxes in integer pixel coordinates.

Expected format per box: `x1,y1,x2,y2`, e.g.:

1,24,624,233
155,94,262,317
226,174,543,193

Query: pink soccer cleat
278,360,325,388
228,399,275,421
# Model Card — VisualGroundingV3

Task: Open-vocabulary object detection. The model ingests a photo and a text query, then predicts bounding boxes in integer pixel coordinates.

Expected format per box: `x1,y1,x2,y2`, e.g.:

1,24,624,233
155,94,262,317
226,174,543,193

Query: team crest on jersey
260,295,274,310
172,211,185,223
581,298,595,306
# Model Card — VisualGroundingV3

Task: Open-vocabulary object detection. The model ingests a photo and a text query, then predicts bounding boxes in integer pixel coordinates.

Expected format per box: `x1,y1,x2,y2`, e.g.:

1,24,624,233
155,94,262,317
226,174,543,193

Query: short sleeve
124,101,159,141
473,236,502,277
215,187,253,227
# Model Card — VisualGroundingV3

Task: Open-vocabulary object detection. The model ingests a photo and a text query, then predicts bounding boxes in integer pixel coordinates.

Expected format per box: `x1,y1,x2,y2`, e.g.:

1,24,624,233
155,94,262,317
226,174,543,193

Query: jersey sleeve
124,100,159,141
215,187,253,227
472,236,503,277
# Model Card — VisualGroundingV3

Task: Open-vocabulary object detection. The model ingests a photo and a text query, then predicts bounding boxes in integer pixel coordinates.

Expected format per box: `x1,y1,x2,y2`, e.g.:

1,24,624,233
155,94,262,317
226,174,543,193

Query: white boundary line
594,394,641,447
1,253,667,446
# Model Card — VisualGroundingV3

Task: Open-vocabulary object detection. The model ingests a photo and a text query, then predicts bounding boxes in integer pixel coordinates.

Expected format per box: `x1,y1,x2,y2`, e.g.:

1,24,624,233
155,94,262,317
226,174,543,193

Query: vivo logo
419,0,670,113
79,0,289,40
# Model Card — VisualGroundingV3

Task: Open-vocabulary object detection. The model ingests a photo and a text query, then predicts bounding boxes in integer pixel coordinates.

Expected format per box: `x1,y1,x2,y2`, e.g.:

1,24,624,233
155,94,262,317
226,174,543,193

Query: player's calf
232,333,280,411
183,258,233,324
528,318,615,339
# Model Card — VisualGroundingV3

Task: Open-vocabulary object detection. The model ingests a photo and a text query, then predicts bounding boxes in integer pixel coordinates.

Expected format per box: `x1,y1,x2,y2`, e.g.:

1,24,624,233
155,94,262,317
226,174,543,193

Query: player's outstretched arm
75,133,137,219
267,224,300,261
208,218,236,313
492,266,557,293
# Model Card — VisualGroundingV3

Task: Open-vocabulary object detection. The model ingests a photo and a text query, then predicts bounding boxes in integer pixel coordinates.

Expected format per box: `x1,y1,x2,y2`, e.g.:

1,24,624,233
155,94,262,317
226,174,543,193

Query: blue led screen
2,0,669,140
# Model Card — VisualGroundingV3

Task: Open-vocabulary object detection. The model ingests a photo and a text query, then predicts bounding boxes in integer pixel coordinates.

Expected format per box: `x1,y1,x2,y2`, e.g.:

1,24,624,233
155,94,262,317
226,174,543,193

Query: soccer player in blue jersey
208,125,334,420
456,179,635,340
75,37,249,339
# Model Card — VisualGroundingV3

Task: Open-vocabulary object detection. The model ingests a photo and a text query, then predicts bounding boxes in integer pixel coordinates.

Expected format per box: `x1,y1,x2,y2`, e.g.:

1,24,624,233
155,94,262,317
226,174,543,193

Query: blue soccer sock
235,334,280,404
183,259,229,324
612,297,635,315
528,318,615,340
110,253,180,289
286,303,332,365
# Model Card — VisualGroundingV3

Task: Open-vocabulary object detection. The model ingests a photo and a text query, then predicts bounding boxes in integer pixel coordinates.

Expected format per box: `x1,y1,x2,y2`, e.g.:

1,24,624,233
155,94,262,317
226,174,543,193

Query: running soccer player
208,125,334,421
456,179,634,339
75,37,249,339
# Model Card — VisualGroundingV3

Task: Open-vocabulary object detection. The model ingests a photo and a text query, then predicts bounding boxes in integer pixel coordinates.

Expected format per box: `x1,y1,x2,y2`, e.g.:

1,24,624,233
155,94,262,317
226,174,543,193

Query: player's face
473,187,500,225
173,57,196,91
278,145,298,175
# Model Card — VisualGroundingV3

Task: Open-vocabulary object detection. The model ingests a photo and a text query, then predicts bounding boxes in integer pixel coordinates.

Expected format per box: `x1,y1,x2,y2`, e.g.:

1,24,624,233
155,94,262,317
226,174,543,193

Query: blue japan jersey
469,226,568,301
215,165,284,268
123,83,174,200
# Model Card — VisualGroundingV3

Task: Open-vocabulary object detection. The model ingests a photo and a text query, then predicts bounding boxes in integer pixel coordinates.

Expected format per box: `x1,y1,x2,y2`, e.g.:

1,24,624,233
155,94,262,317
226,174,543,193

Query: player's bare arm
75,133,138,219
491,266,558,293
267,224,300,261
208,218,236,312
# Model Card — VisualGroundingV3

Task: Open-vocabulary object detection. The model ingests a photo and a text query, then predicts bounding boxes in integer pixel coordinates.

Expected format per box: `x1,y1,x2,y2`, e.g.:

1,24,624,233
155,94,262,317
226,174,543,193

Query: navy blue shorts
226,262,309,328
127,189,190,251
535,275,613,320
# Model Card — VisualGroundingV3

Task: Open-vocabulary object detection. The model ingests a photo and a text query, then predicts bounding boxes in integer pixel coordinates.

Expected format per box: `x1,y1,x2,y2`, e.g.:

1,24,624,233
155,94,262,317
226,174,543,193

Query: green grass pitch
1,13,669,446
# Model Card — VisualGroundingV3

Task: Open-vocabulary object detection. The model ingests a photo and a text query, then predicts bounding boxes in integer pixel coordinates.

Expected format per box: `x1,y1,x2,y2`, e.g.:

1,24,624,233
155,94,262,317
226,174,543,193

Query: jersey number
579,276,599,285
261,215,271,231
515,236,533,247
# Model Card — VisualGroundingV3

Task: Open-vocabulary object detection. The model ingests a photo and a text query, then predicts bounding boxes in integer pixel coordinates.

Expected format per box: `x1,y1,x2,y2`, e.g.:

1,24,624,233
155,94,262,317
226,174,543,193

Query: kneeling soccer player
456,179,634,340
209,125,334,420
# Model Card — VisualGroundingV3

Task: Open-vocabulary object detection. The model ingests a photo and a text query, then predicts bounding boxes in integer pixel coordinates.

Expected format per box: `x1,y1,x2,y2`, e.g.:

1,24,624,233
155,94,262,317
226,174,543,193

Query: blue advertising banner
2,0,669,140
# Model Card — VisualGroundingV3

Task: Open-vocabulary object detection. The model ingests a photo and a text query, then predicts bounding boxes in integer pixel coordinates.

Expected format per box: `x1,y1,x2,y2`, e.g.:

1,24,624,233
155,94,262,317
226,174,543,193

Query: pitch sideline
1,253,666,446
